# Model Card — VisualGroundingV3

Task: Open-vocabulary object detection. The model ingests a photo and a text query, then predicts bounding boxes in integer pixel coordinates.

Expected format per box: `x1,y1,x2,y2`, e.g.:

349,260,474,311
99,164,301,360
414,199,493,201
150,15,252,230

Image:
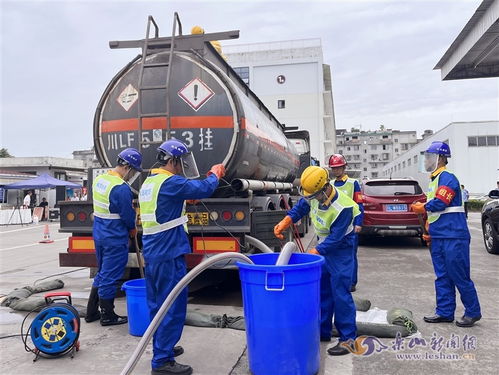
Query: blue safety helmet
157,139,189,163
425,141,451,157
117,148,143,171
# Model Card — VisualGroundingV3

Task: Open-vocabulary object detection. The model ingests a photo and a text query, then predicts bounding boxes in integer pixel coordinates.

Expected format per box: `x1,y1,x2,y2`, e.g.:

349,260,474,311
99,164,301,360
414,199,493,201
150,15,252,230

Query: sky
1,0,498,158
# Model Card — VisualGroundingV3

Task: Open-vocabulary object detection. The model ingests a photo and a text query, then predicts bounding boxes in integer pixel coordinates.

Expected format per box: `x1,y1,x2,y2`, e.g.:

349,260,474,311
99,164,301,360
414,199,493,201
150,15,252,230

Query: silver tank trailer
93,29,300,189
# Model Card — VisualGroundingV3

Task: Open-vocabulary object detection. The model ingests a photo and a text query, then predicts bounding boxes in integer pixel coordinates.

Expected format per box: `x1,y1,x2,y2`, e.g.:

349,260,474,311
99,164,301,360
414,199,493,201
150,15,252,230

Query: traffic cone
39,224,54,244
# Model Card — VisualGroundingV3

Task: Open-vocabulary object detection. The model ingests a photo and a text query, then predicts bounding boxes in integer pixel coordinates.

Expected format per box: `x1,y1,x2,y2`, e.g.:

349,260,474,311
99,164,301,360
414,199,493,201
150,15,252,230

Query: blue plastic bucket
121,278,151,337
237,253,324,375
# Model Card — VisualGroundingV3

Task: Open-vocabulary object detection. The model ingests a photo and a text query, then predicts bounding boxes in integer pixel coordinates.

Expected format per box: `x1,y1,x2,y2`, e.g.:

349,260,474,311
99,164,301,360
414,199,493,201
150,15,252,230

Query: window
382,153,389,160
363,167,368,171
394,138,398,143
363,181,423,196
370,145,377,150
363,158,367,162
372,163,377,168
402,144,408,151
402,161,406,168
338,150,343,154
233,66,249,84
277,100,285,109
372,172,378,178
468,135,499,146
352,136,358,140
414,155,418,164
408,158,412,166
354,146,360,151
364,149,367,154
382,145,387,150
382,135,388,139
347,147,351,151
395,148,399,153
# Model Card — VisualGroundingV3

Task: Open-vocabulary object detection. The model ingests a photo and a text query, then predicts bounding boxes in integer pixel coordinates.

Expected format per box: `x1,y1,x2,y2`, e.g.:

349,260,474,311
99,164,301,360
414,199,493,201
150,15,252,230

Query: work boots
85,287,100,323
99,298,128,326
151,361,193,375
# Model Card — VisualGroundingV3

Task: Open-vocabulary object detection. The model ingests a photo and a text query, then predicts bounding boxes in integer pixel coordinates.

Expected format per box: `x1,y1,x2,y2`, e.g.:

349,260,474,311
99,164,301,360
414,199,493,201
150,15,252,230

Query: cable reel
23,292,80,362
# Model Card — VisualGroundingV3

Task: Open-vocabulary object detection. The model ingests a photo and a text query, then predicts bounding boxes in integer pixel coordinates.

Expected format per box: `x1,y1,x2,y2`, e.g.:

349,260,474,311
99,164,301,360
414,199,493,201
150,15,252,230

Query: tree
379,124,385,131
0,148,13,158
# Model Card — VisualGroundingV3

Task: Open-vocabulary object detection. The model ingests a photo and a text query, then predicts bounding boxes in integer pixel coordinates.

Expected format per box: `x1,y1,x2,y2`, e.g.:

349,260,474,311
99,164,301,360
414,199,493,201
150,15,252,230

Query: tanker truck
58,14,311,271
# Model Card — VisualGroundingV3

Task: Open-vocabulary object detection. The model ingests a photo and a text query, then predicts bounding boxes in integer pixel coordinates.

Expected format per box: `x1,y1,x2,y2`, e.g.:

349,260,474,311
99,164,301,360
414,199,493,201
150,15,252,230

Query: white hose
120,252,253,375
275,242,297,266
244,234,274,253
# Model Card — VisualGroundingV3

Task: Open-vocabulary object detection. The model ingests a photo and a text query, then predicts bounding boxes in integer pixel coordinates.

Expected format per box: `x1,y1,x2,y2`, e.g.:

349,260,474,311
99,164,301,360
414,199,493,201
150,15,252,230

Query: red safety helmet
328,154,347,168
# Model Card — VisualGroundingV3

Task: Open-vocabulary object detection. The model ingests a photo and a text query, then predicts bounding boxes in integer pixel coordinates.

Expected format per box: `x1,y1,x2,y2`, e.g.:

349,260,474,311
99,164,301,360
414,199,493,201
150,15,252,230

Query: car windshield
363,181,423,196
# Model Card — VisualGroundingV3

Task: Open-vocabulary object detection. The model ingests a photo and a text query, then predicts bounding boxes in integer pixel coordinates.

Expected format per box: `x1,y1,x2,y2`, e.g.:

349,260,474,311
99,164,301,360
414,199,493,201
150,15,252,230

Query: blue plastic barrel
121,278,151,336
237,253,324,375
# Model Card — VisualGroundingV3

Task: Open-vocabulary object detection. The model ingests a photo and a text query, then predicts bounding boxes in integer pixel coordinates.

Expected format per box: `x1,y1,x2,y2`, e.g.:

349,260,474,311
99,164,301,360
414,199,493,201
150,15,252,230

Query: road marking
0,224,59,234
0,237,67,252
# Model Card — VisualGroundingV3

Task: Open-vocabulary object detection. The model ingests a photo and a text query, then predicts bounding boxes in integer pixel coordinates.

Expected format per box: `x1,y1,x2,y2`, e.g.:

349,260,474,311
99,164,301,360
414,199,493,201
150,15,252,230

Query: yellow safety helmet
191,25,205,35
299,166,329,198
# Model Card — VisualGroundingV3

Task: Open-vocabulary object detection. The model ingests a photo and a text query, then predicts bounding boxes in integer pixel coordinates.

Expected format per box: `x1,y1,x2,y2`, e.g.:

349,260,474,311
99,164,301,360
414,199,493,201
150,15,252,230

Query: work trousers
320,249,357,342
93,241,128,300
430,238,481,319
146,256,188,369
351,234,359,286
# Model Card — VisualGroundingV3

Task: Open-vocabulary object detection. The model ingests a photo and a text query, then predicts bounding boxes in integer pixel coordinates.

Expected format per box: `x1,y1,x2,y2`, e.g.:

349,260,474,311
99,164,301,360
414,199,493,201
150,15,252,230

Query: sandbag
386,307,417,334
353,296,371,312
1,279,64,307
185,310,245,331
332,322,412,338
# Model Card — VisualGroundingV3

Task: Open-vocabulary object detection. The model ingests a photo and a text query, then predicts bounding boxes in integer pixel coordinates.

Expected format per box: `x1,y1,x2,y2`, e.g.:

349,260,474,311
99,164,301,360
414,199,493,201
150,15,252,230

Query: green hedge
467,200,485,212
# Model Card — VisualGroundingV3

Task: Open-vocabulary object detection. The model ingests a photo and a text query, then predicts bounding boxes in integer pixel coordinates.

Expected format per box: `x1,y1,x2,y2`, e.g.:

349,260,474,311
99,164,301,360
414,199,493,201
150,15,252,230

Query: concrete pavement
1,213,497,374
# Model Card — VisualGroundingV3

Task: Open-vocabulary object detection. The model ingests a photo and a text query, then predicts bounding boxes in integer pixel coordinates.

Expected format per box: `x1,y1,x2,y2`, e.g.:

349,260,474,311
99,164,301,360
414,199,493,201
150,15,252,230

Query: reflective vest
139,172,188,235
92,173,125,220
426,170,465,224
332,178,356,199
310,189,360,238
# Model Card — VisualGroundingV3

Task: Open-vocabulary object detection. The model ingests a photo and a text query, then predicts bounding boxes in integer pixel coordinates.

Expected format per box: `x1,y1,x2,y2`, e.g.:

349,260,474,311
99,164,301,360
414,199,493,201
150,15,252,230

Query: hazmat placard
117,84,139,111
178,78,214,111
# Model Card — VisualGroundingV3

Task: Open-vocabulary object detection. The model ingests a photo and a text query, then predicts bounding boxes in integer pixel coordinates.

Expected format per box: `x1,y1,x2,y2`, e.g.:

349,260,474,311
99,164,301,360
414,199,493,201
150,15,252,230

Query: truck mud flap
250,210,288,250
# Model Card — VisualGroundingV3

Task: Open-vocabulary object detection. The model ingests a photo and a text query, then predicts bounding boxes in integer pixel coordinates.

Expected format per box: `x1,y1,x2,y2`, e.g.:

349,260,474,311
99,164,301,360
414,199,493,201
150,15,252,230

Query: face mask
180,152,200,179
420,152,439,173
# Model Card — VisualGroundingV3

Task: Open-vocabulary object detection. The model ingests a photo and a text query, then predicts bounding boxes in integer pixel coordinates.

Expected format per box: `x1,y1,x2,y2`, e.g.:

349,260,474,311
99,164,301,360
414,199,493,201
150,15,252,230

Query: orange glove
273,215,293,240
207,164,226,179
422,234,431,246
186,199,201,205
129,228,137,238
307,248,320,255
411,202,426,214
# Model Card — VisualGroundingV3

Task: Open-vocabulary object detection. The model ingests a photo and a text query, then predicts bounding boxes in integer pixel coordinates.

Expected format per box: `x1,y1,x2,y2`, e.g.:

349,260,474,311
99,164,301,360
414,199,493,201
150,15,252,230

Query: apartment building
336,128,419,179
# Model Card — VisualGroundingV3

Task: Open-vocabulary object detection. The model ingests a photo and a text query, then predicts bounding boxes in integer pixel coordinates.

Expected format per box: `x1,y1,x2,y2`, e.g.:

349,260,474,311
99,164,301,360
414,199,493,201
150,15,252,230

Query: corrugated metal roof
435,0,499,80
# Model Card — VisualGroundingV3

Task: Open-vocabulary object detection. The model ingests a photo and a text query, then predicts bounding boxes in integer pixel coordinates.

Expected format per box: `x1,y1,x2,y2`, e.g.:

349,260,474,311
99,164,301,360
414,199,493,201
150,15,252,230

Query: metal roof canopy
435,0,499,80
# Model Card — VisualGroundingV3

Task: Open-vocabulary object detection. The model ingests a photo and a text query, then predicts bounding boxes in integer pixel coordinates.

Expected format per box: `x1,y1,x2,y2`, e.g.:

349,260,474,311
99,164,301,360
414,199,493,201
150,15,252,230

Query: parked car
360,178,427,244
481,189,499,254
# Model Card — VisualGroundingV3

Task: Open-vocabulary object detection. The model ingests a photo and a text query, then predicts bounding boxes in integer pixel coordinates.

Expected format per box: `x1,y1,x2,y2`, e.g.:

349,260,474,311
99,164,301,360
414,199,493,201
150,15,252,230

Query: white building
0,157,87,208
336,128,419,180
224,39,336,164
381,121,499,195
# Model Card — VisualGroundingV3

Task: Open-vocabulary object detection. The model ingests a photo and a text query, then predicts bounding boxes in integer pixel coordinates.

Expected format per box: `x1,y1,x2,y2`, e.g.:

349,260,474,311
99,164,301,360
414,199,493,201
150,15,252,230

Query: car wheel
483,218,499,254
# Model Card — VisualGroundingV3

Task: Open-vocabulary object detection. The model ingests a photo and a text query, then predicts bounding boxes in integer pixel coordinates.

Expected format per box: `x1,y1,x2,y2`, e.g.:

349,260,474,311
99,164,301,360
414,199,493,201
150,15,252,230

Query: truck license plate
187,212,209,225
386,204,407,212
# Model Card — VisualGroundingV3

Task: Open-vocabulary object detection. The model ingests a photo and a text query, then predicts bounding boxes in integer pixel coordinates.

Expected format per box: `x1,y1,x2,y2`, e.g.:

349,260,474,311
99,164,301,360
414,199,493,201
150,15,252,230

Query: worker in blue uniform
139,140,225,375
328,154,364,292
411,141,481,328
274,166,358,356
87,148,142,326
